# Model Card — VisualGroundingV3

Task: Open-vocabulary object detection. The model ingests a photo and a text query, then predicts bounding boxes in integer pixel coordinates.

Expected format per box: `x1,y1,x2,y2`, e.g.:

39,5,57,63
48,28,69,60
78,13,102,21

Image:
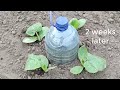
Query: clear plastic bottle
45,16,80,64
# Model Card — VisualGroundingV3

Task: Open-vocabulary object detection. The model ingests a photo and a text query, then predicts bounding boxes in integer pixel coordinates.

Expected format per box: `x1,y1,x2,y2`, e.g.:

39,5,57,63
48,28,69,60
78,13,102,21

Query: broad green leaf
70,66,83,74
83,53,106,73
78,45,88,65
78,19,86,28
83,61,98,73
24,54,41,71
39,27,49,40
39,55,49,72
69,18,80,30
22,37,37,43
26,23,42,36
87,53,106,71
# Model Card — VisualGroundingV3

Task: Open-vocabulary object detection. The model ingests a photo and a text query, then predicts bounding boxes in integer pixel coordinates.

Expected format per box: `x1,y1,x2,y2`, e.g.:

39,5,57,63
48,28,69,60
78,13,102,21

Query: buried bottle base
46,52,78,65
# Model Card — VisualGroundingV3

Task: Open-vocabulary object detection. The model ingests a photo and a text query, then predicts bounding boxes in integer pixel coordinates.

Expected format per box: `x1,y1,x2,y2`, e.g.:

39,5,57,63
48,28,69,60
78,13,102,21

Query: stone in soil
108,18,114,23
27,48,31,53
11,31,16,35
81,77,84,79
16,16,24,22
19,19,23,22
108,47,112,51
28,76,31,79
33,12,38,15
2,20,7,24
17,11,22,13
26,17,31,22
94,20,99,24
32,47,36,51
110,14,114,18
19,56,24,60
16,16,20,21
0,41,3,44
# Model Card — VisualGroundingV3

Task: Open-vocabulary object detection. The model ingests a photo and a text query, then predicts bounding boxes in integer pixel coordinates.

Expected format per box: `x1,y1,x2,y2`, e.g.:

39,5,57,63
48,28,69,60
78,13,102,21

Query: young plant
22,23,49,43
70,45,106,74
25,54,56,72
69,18,86,30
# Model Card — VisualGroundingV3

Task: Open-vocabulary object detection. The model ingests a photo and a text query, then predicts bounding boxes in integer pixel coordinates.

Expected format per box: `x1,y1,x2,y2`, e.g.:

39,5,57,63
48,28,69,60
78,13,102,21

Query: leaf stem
36,32,41,41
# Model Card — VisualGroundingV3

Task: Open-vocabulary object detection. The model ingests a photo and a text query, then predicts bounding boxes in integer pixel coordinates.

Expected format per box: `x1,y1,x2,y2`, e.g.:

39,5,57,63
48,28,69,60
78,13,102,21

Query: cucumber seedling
70,45,107,74
25,54,56,72
22,23,49,43
69,18,86,30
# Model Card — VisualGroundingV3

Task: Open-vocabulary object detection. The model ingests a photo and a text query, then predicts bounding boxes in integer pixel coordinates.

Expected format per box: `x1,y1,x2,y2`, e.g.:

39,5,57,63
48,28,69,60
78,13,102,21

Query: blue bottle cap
55,16,68,31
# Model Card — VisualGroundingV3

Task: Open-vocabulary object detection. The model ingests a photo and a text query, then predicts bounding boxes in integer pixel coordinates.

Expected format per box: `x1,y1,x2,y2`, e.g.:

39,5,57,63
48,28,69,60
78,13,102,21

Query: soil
0,11,120,79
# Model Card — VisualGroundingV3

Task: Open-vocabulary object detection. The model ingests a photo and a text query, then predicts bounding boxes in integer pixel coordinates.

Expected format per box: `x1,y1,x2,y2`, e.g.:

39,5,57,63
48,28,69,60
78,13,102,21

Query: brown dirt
0,11,120,79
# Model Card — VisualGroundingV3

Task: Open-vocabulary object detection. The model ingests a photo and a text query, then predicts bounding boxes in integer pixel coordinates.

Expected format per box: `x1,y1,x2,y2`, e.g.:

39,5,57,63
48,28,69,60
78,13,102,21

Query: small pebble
31,72,35,75
108,18,114,23
19,56,24,60
7,41,10,44
33,12,38,15
94,20,99,24
109,54,113,58
11,31,16,35
49,64,51,67
17,11,21,13
27,48,31,52
19,19,23,22
16,59,21,63
32,47,35,51
108,47,112,51
26,17,31,22
16,16,20,21
9,62,13,65
21,28,26,33
42,16,46,20
83,13,87,17
0,41,3,44
3,20,7,24
81,77,84,79
28,76,31,79
110,13,114,18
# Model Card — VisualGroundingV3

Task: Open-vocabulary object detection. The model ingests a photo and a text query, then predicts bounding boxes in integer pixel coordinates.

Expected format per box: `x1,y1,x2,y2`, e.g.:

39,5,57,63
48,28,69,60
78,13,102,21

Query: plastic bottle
45,12,80,64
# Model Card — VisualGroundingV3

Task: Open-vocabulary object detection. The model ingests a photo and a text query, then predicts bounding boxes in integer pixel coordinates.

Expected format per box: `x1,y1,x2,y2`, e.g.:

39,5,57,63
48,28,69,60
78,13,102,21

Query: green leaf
78,19,86,28
69,18,80,30
78,45,88,65
83,53,106,73
24,54,41,71
39,55,49,72
22,37,38,43
70,66,83,75
26,23,42,36
87,53,106,71
39,27,49,40
83,61,98,73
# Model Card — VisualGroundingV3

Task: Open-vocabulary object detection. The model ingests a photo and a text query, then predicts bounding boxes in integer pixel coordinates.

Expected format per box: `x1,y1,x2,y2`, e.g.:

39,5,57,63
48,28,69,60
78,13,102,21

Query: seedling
22,23,49,43
69,18,86,30
24,54,56,72
70,45,106,74
70,66,83,74
23,17,106,76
